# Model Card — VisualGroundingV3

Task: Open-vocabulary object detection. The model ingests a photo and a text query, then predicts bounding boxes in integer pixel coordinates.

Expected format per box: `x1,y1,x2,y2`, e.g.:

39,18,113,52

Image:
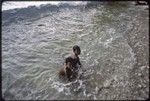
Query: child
70,45,82,71
68,45,82,78
59,45,82,81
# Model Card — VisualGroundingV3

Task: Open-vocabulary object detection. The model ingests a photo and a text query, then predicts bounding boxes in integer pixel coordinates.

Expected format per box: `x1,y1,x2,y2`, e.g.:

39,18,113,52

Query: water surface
2,2,149,100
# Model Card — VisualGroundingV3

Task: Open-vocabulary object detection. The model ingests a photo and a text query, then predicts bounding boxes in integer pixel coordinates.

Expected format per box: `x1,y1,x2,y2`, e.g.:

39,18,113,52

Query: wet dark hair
65,57,73,64
73,45,81,53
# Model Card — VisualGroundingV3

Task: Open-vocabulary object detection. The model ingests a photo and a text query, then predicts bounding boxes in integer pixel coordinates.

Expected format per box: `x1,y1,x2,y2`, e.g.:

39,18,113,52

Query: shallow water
2,2,149,100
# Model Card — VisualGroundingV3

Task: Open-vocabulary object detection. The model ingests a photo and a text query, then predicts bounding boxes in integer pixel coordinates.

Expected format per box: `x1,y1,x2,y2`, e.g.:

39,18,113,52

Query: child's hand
80,64,82,68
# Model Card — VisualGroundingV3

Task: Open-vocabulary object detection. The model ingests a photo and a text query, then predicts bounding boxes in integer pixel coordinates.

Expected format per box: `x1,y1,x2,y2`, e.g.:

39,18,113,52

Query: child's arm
78,57,82,67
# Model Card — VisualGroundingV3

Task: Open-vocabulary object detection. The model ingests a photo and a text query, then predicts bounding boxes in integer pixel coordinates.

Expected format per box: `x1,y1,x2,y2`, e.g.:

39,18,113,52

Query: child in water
69,45,82,72
59,45,82,81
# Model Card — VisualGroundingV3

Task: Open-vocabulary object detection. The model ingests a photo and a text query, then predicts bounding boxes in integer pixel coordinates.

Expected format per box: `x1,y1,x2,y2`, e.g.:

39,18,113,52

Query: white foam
2,1,87,11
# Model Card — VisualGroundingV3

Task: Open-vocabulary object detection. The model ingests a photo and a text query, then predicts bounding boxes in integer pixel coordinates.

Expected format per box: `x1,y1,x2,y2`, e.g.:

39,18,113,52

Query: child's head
65,57,73,68
73,45,81,55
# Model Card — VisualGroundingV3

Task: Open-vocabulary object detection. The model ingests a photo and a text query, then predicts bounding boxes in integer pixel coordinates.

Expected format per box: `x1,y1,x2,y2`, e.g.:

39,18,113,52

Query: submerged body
59,67,73,81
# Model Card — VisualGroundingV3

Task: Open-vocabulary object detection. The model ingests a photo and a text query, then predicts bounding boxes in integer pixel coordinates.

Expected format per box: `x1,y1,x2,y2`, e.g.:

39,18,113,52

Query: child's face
74,49,81,55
